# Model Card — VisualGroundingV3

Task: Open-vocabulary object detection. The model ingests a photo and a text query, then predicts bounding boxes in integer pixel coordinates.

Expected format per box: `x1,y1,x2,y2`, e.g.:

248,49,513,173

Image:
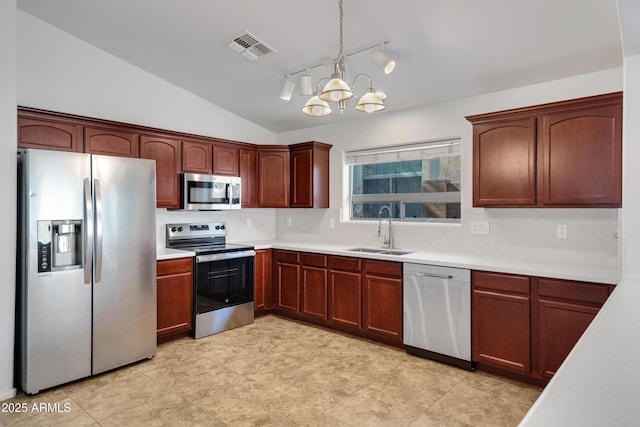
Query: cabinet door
213,145,239,176
157,274,193,337
140,135,181,209
182,140,212,174
276,262,300,314
329,270,362,330
535,298,599,379
254,249,272,313
301,253,329,322
290,148,313,207
472,289,531,374
18,116,82,152
363,274,402,343
156,258,193,340
473,118,537,206
541,103,622,207
84,126,139,157
239,148,258,208
258,148,290,207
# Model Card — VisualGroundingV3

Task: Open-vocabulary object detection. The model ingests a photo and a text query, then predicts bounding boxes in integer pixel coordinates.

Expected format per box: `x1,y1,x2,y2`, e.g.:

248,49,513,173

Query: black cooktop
172,242,254,255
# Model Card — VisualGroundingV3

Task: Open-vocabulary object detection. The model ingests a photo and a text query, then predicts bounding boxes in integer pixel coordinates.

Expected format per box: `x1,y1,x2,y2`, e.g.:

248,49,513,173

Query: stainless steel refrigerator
17,149,157,394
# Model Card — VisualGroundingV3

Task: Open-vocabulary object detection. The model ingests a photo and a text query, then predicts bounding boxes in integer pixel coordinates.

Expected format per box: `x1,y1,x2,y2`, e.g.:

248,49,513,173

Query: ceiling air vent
227,31,276,61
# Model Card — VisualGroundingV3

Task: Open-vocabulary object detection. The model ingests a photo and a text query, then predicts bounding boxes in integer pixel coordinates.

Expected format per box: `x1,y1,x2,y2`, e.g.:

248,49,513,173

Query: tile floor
0,315,541,426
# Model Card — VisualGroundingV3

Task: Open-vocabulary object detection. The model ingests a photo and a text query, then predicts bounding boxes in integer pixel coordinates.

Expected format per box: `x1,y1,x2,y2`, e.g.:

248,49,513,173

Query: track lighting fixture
279,76,295,101
373,47,396,75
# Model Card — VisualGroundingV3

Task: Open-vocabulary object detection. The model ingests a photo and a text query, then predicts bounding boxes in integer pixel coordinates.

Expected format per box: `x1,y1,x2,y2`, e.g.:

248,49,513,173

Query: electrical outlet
329,218,335,228
246,218,252,228
471,221,490,235
286,217,292,227
557,224,568,239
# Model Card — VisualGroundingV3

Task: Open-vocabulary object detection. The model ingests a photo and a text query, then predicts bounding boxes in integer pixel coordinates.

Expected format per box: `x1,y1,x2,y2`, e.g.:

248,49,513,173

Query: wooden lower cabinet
254,249,272,315
472,270,613,385
472,273,531,375
274,250,301,314
362,260,403,344
301,253,329,322
272,250,402,346
156,257,193,343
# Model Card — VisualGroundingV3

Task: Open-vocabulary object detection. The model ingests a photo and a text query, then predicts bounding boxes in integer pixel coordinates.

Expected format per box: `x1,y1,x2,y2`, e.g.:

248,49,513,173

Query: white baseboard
0,387,17,401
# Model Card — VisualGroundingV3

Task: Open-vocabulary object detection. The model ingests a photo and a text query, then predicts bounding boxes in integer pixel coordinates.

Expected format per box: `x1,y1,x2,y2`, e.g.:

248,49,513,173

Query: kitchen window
346,138,461,222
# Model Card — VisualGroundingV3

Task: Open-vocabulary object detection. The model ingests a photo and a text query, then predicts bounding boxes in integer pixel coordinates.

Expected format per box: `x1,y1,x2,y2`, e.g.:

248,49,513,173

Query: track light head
373,49,396,75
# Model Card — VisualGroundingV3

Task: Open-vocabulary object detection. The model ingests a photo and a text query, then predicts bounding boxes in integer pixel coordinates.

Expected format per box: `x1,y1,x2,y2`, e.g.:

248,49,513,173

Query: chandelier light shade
285,0,391,117
355,88,386,113
302,95,332,117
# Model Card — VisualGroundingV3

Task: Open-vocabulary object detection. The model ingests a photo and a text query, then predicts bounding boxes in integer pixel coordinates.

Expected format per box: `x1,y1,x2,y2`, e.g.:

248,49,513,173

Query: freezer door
91,155,157,374
19,150,92,394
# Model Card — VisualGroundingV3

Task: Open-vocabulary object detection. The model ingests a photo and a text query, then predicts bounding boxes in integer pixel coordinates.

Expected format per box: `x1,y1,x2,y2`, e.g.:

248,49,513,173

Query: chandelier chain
338,0,344,62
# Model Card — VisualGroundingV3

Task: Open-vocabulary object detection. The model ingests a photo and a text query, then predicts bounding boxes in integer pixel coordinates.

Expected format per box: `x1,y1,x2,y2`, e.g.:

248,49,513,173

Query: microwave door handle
83,178,93,284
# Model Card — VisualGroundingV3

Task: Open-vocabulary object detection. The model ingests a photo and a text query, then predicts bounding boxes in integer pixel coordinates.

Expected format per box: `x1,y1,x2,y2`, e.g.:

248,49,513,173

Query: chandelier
279,0,396,117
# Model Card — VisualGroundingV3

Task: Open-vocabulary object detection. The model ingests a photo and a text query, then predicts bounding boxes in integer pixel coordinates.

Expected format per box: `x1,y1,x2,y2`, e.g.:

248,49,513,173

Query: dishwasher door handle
413,272,454,280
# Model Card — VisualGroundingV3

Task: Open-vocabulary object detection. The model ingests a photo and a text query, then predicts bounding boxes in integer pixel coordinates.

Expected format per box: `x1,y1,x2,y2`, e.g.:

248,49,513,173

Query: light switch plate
471,221,490,235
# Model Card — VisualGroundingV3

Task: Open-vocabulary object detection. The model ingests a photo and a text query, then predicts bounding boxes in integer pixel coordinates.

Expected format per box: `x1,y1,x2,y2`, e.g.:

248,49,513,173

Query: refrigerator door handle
94,178,103,283
83,178,93,284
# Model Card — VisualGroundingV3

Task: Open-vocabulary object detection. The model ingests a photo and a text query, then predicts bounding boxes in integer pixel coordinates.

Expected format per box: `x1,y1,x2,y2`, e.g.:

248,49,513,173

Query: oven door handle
196,250,256,263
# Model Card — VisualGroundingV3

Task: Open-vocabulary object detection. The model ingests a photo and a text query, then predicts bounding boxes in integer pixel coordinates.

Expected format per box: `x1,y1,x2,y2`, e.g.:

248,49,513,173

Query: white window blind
345,138,461,165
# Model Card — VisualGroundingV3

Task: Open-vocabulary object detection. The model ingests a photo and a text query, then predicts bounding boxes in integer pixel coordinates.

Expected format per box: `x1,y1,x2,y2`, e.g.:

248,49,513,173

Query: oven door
194,250,255,314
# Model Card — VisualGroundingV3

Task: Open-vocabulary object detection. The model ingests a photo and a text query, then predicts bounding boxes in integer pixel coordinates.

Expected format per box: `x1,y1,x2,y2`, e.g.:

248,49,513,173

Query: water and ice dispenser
37,220,83,272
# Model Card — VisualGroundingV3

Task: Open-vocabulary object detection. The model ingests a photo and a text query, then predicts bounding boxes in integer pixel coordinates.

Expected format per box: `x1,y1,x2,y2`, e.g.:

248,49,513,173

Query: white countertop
156,247,196,261
157,240,618,284
519,278,640,426
238,240,619,284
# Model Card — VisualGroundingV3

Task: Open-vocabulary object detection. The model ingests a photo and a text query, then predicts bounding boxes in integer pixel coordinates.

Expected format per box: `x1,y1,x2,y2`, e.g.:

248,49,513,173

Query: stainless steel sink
347,248,413,256
347,247,385,253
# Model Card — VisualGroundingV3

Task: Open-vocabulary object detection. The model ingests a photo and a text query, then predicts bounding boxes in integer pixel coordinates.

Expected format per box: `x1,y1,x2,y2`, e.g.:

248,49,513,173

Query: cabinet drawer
364,260,402,278
301,252,327,268
157,257,193,276
473,271,530,295
329,256,362,272
275,250,300,264
536,278,610,305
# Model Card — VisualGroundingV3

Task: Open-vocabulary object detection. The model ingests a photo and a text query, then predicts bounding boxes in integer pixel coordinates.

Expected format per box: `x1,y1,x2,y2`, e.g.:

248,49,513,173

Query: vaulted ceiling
17,0,623,133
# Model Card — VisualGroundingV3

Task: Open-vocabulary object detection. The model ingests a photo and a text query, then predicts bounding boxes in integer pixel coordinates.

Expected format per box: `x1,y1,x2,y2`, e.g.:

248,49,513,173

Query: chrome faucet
378,205,393,249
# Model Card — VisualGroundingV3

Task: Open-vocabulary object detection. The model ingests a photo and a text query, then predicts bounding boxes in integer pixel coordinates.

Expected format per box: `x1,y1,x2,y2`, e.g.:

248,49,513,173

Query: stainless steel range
166,222,255,339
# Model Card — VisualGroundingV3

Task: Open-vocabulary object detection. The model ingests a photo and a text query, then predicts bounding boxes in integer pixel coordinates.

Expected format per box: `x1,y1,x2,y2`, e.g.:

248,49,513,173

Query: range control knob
215,225,220,230
178,226,183,232
220,225,226,230
171,227,177,232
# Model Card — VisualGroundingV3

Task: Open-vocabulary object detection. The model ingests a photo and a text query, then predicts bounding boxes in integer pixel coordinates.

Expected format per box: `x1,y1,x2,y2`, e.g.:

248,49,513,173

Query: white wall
16,11,276,145
276,69,623,269
0,0,17,401
621,54,640,279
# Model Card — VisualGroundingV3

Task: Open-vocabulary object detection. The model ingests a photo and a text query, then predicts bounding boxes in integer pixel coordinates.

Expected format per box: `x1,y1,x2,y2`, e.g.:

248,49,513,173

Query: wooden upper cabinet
239,148,258,208
289,141,332,208
140,135,181,209
18,115,82,152
542,103,622,207
213,144,239,176
182,140,212,174
472,118,536,206
467,92,622,208
257,146,290,208
84,126,139,157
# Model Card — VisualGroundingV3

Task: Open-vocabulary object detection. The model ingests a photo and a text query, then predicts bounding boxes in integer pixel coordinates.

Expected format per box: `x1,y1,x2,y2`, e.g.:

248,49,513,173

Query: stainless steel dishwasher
403,263,473,370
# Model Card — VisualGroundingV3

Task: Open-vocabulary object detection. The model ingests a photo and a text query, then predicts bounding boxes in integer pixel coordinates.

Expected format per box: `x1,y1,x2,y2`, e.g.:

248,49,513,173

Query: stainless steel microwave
181,173,241,210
